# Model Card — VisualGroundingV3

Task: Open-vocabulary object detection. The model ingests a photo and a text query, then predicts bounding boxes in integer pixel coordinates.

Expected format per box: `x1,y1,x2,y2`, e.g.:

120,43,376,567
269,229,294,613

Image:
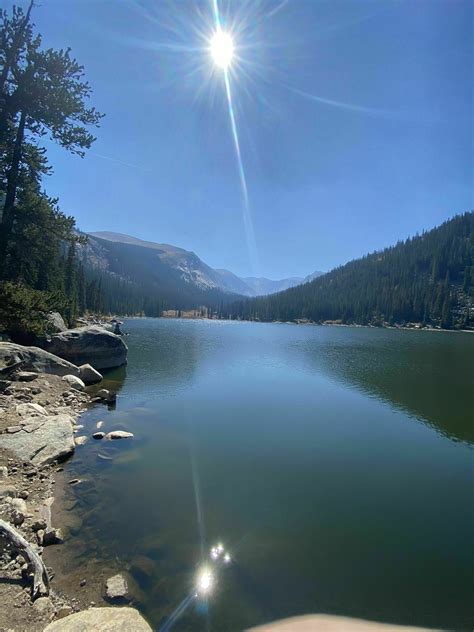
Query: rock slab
0,413,75,466
0,342,80,377
44,326,128,370
43,607,152,631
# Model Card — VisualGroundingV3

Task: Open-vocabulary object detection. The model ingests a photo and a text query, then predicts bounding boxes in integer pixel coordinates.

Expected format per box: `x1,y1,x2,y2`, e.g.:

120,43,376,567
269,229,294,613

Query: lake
56,319,474,631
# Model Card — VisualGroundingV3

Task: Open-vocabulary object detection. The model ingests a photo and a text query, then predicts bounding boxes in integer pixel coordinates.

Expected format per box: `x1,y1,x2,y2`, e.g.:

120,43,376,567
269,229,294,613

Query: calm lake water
60,319,473,631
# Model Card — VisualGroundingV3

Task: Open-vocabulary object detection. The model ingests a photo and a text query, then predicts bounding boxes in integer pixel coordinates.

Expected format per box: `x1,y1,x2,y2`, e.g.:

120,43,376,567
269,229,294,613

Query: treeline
225,213,473,330
0,3,104,341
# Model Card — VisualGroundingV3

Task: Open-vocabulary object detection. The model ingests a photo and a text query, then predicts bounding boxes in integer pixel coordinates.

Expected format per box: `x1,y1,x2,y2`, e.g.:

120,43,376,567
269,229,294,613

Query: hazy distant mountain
241,275,304,296
88,231,322,298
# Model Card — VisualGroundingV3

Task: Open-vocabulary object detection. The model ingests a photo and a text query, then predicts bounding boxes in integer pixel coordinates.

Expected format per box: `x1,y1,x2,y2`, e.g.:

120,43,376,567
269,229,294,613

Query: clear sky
9,0,473,279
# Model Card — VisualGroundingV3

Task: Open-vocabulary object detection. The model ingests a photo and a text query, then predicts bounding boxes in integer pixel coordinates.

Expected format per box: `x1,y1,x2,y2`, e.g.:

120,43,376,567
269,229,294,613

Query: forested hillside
226,213,473,329
78,235,241,316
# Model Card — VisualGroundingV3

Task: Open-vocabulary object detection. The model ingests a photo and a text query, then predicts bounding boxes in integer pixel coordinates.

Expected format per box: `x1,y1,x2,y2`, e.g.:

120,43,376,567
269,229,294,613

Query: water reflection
293,327,474,444
50,319,473,631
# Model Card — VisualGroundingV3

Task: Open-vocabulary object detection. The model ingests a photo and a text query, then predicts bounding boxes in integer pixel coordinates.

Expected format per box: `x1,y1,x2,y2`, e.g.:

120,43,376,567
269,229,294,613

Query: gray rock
16,371,39,381
105,573,132,602
43,527,63,545
96,389,110,400
61,375,85,391
0,342,80,377
6,497,28,525
78,363,103,385
56,606,73,619
92,432,105,440
74,435,88,446
16,402,47,416
0,466,7,479
6,425,22,433
33,596,54,616
106,431,133,440
0,483,17,498
0,413,75,466
46,311,68,333
31,518,47,531
43,607,152,631
43,326,128,370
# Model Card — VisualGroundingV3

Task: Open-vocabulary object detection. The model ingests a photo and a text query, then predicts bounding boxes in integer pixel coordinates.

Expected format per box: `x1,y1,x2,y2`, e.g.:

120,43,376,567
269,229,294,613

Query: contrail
212,0,260,275
283,84,404,120
90,151,151,171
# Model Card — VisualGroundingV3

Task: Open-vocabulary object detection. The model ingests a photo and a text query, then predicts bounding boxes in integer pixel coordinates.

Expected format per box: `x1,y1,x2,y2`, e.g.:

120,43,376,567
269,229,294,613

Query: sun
210,29,234,70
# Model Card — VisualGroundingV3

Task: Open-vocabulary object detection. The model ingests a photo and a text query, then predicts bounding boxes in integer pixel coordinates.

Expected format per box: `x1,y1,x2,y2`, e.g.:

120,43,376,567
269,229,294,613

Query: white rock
106,431,133,440
43,607,152,631
16,402,47,416
74,436,88,446
62,375,85,391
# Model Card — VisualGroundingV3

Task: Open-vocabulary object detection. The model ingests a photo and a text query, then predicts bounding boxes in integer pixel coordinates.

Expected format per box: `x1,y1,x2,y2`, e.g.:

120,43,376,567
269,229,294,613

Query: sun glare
210,29,234,69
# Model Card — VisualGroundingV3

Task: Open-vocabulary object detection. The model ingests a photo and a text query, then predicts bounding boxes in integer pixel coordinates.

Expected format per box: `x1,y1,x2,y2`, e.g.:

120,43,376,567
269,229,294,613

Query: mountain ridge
88,231,323,297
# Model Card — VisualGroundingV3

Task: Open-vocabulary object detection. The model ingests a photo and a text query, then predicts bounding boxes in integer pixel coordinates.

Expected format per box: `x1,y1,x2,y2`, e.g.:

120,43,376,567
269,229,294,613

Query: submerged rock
43,607,152,631
0,342,80,377
130,555,155,581
78,363,103,385
43,326,128,370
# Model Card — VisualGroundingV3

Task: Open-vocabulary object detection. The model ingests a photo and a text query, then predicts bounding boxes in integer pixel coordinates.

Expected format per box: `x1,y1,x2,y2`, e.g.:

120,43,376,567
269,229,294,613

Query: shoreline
0,365,144,630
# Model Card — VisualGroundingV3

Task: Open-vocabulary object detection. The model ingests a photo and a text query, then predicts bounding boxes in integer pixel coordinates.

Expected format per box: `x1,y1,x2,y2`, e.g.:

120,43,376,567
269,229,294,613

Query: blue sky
10,0,473,278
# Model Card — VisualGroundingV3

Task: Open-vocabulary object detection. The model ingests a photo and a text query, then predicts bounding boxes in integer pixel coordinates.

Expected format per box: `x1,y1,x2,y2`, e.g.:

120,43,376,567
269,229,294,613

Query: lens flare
210,29,234,69
196,566,214,596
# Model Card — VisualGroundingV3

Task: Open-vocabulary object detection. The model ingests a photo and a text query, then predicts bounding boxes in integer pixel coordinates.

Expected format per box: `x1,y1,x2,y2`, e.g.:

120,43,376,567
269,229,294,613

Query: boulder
74,435,88,446
43,607,152,631
0,342,80,377
0,413,75,466
43,326,128,370
62,374,85,391
78,363,103,385
46,311,67,333
106,431,133,440
105,573,132,602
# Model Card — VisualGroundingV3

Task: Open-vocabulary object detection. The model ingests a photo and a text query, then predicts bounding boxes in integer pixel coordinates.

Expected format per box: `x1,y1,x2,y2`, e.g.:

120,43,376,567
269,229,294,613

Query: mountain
240,272,323,296
226,213,473,330
88,231,322,298
80,234,239,316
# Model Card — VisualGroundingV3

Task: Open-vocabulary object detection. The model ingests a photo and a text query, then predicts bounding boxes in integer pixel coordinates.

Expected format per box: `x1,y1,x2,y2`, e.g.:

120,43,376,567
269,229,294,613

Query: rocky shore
0,328,151,631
